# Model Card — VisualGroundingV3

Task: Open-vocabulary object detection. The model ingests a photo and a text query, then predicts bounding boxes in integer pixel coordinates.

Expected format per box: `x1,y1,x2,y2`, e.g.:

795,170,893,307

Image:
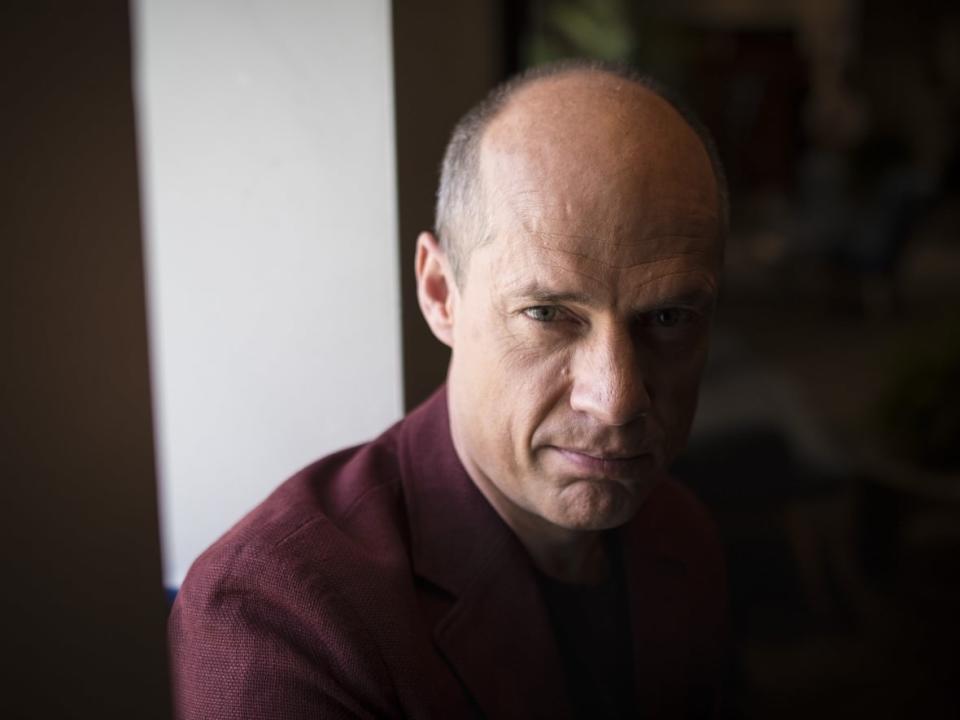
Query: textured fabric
169,386,727,719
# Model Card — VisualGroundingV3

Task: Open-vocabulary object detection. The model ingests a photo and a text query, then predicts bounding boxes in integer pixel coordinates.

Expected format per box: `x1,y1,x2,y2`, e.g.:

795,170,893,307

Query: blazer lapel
399,388,573,719
432,532,573,720
621,484,708,719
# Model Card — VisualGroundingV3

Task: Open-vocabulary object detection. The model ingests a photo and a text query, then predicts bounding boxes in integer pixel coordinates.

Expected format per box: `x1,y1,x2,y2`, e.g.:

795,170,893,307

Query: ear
415,231,456,348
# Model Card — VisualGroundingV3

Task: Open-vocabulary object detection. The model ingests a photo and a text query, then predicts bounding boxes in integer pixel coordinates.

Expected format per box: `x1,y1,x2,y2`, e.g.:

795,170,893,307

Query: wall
392,0,504,409
1,3,171,717
134,0,403,587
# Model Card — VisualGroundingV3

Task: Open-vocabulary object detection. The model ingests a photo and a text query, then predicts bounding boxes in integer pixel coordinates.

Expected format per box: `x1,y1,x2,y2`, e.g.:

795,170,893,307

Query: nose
569,324,651,426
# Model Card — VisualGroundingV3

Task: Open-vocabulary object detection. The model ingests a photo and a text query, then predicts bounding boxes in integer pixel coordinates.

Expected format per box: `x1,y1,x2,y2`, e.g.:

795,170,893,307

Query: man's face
443,75,722,537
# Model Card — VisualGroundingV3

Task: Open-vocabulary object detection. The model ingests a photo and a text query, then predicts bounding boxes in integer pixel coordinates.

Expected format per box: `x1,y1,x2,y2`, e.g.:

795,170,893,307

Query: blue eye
523,306,560,322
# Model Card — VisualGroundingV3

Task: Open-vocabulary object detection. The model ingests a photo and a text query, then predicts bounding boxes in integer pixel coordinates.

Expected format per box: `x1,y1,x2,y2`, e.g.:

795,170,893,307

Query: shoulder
211,420,407,553
178,419,413,605
629,477,727,614
170,427,414,718
642,477,722,559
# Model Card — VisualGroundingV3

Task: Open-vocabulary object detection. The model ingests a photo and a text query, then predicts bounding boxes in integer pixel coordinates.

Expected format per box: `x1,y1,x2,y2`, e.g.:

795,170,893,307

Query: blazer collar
398,385,506,597
397,387,572,718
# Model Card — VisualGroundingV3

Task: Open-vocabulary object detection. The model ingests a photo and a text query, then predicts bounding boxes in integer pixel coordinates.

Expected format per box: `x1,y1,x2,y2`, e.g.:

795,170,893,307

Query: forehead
480,72,719,208
473,72,721,298
480,226,719,315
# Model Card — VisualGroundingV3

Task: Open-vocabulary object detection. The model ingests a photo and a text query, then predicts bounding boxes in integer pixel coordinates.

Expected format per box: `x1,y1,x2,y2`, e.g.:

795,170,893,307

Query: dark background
2,3,170,718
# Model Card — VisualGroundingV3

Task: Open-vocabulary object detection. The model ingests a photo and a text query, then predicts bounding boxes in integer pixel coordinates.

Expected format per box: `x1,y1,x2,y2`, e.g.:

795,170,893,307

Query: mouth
549,446,657,479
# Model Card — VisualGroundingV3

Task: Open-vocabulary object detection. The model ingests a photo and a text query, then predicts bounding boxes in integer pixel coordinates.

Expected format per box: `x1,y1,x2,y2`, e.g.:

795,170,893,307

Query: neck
520,521,610,584
475,472,611,584
447,403,610,585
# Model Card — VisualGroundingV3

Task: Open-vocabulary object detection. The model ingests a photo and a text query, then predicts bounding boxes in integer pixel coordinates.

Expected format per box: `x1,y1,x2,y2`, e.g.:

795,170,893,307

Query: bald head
434,61,728,284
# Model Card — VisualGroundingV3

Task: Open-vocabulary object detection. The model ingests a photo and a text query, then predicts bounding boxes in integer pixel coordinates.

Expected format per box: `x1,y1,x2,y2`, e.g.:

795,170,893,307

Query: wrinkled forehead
477,72,721,266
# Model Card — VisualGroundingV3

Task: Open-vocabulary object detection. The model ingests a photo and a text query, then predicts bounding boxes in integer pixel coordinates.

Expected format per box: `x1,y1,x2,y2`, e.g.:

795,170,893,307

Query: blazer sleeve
168,541,400,720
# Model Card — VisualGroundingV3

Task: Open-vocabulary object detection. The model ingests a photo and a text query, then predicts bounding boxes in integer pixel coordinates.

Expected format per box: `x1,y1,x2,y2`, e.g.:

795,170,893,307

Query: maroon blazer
169,387,727,719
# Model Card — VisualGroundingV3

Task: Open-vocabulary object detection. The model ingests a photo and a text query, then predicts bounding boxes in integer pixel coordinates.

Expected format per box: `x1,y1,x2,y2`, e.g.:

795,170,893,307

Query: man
170,60,728,719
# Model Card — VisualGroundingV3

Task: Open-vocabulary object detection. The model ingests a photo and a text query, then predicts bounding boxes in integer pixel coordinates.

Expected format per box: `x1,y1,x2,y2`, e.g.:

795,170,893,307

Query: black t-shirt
535,536,636,719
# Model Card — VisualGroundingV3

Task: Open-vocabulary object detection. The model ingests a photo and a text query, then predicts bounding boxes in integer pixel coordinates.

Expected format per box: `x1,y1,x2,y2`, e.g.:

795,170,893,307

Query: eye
652,308,689,327
642,307,703,336
522,306,561,322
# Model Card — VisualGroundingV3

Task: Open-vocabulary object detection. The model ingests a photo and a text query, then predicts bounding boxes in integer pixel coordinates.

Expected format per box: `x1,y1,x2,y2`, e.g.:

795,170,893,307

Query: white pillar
133,0,403,587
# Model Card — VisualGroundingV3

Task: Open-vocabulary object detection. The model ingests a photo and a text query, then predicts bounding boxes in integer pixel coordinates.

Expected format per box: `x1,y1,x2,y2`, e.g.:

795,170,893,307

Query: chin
549,478,646,531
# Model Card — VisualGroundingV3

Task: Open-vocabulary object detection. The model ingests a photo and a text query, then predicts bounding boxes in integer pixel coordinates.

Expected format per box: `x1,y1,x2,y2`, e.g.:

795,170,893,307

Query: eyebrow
508,282,717,311
653,288,718,310
514,286,597,306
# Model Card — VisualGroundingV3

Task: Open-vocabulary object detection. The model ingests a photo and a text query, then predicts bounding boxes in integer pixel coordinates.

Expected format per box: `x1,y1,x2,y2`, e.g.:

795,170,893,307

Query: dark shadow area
2,3,171,718
506,1,960,717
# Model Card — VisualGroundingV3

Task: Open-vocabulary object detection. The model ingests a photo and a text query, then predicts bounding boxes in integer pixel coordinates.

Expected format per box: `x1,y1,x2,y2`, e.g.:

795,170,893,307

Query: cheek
495,334,573,448
482,307,572,384
458,312,563,423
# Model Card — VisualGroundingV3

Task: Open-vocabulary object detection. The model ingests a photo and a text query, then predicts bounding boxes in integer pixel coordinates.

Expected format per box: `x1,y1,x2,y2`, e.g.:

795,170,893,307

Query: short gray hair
434,59,730,284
